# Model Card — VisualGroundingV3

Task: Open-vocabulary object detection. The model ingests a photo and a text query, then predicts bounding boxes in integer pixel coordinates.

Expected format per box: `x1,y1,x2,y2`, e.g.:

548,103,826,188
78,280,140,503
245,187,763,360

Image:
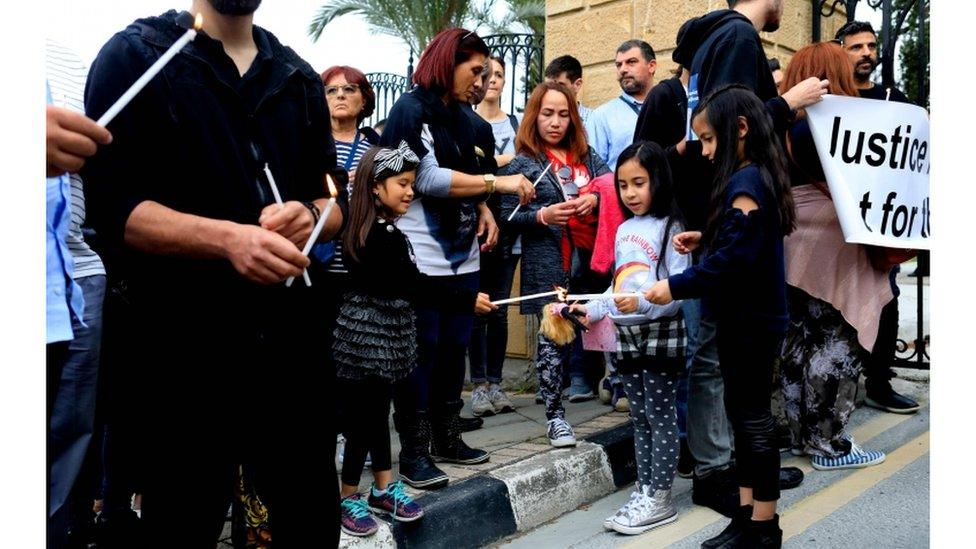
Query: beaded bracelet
302,201,321,226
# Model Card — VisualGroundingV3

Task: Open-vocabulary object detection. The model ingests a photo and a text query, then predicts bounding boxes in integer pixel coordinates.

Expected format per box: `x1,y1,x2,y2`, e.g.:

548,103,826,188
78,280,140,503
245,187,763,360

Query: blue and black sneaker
368,480,425,522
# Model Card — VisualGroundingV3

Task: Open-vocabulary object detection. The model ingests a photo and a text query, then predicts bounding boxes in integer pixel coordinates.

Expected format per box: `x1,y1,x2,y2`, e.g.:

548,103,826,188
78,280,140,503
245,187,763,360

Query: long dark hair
693,85,795,245
614,141,684,279
343,146,418,265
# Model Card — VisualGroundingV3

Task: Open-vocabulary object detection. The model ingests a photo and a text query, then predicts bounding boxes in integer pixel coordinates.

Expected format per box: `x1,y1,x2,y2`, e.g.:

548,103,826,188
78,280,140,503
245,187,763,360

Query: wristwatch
483,173,496,194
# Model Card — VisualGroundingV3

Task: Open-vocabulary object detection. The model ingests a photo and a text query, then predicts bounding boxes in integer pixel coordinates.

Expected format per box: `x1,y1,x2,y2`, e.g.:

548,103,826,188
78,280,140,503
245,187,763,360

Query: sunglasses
325,84,360,96
556,165,579,197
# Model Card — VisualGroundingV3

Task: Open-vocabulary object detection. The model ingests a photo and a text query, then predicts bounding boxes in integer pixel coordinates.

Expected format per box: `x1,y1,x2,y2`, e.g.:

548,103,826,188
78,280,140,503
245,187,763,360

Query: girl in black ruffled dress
332,141,493,536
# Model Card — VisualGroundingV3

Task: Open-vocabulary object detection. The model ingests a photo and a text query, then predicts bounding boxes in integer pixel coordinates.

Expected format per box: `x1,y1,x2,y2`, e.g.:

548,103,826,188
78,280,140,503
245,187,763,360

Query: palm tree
482,0,544,35
307,0,498,54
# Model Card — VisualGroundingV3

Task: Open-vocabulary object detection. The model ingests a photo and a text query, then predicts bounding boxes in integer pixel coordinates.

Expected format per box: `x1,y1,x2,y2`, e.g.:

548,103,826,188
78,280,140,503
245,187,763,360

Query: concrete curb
346,422,639,548
489,441,616,530
390,475,518,548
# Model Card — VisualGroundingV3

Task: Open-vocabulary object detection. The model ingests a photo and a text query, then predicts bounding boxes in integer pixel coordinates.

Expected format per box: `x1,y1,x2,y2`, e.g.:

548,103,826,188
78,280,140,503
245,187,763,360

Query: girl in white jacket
573,142,689,535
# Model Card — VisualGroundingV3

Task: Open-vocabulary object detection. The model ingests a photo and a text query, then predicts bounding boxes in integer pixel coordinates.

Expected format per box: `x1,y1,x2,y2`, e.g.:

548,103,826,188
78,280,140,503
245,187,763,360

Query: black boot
692,467,739,518
745,514,783,548
779,466,804,490
430,399,490,464
701,505,752,549
459,415,484,432
677,438,695,479
395,411,449,490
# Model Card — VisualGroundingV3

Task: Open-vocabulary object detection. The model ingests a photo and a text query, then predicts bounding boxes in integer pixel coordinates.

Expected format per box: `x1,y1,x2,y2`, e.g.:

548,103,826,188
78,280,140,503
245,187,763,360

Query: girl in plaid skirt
645,86,798,548
572,142,690,535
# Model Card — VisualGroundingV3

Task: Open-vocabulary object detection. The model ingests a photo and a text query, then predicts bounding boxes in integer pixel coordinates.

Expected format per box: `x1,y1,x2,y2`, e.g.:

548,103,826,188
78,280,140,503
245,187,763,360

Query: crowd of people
45,0,924,548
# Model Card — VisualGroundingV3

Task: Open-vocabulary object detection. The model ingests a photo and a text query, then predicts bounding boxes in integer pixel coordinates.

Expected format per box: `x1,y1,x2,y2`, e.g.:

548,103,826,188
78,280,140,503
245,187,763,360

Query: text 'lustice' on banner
806,95,931,250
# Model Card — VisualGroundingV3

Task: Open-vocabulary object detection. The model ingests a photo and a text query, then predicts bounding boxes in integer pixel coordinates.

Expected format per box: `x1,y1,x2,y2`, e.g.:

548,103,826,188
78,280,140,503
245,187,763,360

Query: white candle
264,163,285,206
286,174,338,287
564,292,642,302
96,14,203,127
490,289,561,306
265,163,311,286
506,161,553,221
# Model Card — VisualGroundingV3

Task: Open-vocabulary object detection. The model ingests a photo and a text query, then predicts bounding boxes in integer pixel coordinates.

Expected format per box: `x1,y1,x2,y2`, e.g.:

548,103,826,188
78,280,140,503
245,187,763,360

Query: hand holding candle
263,164,311,286
285,174,338,287
97,13,204,127
643,279,673,305
506,161,553,221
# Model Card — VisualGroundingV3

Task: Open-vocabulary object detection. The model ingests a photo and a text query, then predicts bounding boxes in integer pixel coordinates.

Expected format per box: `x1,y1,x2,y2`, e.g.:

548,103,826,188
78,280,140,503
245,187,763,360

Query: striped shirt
322,134,372,273
46,39,105,279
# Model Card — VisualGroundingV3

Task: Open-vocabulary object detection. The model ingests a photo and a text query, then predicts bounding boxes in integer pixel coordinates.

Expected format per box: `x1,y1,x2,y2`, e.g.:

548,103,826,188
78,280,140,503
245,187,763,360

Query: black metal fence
362,72,409,129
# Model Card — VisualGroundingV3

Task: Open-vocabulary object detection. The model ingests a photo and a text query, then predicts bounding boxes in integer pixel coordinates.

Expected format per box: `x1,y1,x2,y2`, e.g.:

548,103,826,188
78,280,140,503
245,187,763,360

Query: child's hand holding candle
643,279,673,305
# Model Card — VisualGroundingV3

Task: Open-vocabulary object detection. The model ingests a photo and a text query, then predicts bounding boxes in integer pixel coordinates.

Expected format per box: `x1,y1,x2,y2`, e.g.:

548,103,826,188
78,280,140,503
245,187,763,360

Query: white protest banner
806,95,930,249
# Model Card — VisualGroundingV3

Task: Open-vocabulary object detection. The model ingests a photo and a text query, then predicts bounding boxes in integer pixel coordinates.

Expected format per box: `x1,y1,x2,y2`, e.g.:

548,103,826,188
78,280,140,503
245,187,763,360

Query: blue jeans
397,272,480,414
468,254,519,384
676,299,702,440
49,275,105,542
687,313,734,476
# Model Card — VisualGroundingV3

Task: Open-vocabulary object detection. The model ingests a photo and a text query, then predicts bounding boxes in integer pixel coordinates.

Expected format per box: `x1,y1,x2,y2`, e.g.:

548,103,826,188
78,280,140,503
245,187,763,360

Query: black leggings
340,378,394,486
717,326,783,502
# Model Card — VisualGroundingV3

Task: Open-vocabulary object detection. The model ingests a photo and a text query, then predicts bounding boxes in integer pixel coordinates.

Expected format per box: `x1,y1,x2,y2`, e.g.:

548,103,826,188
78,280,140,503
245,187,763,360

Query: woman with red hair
378,28,535,491
776,41,891,480
498,81,611,448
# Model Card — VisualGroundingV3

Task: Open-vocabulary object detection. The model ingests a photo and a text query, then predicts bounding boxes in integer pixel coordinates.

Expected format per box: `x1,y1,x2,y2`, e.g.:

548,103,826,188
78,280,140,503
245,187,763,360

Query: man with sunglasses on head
82,0,347,546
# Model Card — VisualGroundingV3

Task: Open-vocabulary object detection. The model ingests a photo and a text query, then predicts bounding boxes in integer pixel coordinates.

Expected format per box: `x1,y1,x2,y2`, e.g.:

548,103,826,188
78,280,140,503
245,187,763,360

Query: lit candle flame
325,174,338,198
194,13,204,30
554,285,568,303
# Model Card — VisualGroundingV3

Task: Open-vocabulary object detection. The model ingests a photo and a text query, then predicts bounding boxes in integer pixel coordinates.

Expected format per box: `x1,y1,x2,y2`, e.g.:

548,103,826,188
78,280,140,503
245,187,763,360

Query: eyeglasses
325,84,360,96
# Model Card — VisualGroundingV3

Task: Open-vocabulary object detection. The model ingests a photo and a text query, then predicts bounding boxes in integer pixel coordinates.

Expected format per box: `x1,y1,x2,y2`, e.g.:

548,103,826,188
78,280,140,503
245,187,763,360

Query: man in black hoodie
663,1,819,538
82,1,345,546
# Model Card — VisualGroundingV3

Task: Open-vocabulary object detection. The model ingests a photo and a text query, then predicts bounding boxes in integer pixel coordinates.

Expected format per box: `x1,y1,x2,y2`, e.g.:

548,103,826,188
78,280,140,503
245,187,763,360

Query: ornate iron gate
363,71,410,129
481,33,546,114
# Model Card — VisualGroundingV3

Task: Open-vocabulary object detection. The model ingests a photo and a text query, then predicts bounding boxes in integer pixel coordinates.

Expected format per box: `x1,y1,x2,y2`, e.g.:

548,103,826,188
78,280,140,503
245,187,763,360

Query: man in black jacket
664,0,814,528
82,1,346,546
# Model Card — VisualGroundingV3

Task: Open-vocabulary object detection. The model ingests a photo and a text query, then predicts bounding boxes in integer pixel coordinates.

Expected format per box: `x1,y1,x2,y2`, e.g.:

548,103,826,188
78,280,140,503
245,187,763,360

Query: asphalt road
497,378,930,549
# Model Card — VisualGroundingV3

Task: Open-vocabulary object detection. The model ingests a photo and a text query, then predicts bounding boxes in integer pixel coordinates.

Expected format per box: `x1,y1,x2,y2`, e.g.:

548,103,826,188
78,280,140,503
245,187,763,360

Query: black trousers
717,325,782,503
339,378,394,486
135,287,339,548
865,295,899,389
47,342,69,549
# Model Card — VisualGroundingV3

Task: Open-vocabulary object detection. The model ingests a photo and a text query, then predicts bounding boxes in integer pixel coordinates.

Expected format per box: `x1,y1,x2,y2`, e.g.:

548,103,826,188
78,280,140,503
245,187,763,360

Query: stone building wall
545,0,849,108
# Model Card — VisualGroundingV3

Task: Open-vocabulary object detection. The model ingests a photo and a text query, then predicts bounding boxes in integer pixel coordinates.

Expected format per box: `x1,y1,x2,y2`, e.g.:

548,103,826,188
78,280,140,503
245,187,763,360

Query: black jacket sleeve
668,206,766,300
351,224,478,313
81,32,170,248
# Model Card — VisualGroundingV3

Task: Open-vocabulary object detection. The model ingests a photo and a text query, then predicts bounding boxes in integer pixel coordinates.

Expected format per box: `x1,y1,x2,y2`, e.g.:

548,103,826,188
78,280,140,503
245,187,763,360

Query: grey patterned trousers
778,288,868,458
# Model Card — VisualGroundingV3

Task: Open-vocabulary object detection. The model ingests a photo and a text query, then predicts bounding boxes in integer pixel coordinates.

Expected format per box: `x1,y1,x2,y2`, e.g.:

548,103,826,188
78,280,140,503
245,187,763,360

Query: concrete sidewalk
216,264,930,548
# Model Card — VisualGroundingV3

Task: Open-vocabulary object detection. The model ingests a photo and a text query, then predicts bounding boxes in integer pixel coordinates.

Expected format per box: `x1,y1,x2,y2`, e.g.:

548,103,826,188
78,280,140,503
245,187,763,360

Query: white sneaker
471,385,495,417
611,487,677,535
604,486,643,530
547,418,577,448
488,384,515,413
